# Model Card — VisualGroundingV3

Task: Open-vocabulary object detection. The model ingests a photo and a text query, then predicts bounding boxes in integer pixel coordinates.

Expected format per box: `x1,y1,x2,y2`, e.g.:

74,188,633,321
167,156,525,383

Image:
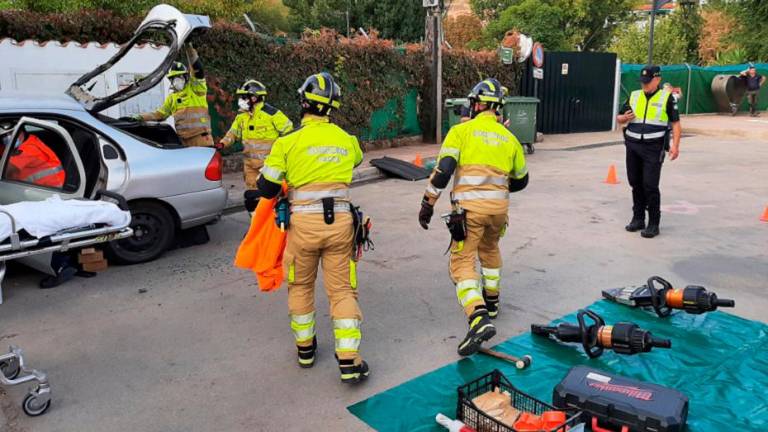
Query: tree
676,2,702,63
443,14,483,49
727,0,768,61
283,0,426,42
469,0,519,20
609,14,687,65
698,8,737,65
480,0,634,52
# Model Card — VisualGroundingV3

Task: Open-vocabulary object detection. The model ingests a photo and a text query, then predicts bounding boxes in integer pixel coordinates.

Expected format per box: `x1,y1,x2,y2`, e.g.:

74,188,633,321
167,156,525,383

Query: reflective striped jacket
220,102,293,159
141,77,211,140
624,89,671,144
429,111,527,215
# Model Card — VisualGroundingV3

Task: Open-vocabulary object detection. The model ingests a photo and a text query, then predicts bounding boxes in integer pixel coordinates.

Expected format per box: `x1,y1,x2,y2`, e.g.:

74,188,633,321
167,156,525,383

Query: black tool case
552,366,688,432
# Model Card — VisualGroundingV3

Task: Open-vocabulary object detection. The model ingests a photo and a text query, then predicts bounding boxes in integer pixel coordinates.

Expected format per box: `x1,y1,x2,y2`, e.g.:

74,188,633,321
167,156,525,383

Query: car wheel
105,201,175,265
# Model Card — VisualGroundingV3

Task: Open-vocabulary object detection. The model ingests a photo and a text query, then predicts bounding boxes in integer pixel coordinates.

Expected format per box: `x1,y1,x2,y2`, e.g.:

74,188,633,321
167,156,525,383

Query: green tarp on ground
621,63,768,114
348,300,768,431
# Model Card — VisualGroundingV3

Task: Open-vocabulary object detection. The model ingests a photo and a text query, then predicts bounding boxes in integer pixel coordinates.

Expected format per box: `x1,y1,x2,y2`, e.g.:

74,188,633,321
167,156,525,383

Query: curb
224,156,436,211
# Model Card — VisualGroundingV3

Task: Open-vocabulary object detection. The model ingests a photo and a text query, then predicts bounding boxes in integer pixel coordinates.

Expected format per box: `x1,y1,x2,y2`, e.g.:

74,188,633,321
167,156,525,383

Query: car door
0,116,86,204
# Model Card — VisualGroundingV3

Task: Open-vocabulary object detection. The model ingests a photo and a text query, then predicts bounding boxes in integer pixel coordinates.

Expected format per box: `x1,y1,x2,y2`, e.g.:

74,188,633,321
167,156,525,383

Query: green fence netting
348,300,768,431
621,63,768,114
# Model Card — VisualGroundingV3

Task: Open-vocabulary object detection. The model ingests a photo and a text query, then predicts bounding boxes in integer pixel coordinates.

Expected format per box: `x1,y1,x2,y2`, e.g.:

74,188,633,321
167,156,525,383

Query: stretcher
0,191,133,304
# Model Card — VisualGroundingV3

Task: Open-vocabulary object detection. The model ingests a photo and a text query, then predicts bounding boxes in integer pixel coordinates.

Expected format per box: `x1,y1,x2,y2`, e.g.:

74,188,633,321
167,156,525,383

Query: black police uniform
620,91,679,228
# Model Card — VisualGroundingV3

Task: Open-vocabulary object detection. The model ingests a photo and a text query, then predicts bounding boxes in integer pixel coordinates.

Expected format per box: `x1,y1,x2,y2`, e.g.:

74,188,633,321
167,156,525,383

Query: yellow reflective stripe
261,165,285,182
289,189,350,201
350,260,357,289
456,175,507,186
484,80,496,92
304,92,331,105
454,190,509,201
288,261,295,283
291,312,316,342
334,319,361,352
316,74,326,90
456,279,482,307
470,315,483,329
482,267,501,291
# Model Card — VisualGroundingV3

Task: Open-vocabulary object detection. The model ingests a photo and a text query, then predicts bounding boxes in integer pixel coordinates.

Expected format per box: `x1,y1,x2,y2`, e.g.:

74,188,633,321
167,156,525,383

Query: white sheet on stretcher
0,195,131,243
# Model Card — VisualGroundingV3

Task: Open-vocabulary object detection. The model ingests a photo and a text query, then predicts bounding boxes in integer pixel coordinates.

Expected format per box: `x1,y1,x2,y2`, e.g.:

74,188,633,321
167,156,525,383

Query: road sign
532,43,544,68
533,67,543,80
653,0,672,10
500,47,515,65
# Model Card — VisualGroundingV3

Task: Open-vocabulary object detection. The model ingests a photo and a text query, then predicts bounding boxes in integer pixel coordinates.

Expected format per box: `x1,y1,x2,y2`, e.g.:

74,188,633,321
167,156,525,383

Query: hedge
0,10,522,143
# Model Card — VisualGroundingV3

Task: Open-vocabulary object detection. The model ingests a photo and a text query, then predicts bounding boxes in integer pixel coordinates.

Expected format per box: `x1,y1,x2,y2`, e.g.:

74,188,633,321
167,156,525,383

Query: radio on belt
552,366,688,432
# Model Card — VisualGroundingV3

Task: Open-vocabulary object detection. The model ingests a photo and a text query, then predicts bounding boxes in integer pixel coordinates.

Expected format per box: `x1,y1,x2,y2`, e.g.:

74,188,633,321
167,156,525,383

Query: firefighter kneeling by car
256,72,371,384
419,78,529,357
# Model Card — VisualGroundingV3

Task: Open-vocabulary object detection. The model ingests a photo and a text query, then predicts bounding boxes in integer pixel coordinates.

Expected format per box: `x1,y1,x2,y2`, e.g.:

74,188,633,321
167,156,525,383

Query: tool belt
351,204,374,261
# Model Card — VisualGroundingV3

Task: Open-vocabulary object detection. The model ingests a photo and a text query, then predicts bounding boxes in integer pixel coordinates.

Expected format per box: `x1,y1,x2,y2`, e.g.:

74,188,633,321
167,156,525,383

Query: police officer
419,78,529,357
617,65,681,238
218,80,293,212
257,72,369,384
132,46,213,147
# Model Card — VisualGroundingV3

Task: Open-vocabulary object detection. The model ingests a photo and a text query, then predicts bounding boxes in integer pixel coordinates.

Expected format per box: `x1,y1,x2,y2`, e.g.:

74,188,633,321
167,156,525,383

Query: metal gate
520,51,617,134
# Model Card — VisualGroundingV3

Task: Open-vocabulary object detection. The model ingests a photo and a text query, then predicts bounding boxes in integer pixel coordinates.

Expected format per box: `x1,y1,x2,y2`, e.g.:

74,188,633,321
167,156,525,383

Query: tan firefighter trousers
449,212,507,317
284,212,363,363
243,158,264,190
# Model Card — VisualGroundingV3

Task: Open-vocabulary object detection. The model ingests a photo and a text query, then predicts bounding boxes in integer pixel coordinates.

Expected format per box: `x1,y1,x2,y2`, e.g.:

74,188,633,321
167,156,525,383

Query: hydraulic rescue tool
531,309,671,359
602,276,735,317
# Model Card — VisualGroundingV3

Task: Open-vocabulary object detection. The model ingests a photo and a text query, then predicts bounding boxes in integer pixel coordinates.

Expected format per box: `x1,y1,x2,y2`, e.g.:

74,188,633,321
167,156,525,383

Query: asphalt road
1,136,766,431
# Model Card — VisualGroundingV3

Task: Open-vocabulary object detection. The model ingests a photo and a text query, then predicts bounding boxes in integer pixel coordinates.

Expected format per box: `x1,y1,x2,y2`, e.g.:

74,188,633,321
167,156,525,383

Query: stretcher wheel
22,393,50,417
0,360,20,380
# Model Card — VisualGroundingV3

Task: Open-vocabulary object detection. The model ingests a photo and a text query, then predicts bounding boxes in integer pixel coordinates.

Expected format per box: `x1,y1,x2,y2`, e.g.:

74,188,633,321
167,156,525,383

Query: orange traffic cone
760,206,768,222
604,164,620,184
413,154,424,167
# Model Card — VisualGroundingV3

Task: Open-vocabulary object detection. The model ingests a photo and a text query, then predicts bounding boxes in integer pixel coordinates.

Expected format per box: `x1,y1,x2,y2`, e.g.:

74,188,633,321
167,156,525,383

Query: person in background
616,65,681,239
740,66,765,117
131,45,213,147
218,80,293,213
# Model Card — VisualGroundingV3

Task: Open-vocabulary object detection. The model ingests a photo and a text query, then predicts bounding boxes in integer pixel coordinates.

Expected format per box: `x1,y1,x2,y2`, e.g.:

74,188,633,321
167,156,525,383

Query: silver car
0,5,226,265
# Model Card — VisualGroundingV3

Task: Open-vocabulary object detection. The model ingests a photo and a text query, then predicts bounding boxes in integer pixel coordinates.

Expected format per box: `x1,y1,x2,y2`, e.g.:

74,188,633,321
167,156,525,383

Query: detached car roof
0,92,86,112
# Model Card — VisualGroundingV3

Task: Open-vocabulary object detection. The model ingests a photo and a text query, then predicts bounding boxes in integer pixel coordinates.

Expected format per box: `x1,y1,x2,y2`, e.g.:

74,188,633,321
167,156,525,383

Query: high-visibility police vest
624,89,671,143
261,115,363,211
220,102,294,160
142,77,211,140
433,111,527,215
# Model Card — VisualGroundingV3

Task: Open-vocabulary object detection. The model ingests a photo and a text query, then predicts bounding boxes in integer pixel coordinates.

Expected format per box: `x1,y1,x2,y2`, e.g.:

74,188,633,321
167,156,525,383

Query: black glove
419,198,434,230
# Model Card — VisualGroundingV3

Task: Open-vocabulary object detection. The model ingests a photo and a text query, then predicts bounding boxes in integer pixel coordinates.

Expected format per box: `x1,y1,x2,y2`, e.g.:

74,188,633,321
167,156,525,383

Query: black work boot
625,218,645,232
338,358,370,384
457,307,497,356
297,337,317,369
641,224,660,238
483,291,500,319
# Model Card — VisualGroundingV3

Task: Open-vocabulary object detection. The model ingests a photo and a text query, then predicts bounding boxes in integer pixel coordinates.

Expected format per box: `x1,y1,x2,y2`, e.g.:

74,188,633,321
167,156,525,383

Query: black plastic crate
457,369,582,432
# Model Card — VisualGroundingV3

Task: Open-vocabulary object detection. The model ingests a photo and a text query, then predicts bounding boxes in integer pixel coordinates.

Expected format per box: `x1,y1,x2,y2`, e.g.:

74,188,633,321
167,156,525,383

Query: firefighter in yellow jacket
419,78,529,357
133,46,213,147
218,80,293,212
257,72,369,384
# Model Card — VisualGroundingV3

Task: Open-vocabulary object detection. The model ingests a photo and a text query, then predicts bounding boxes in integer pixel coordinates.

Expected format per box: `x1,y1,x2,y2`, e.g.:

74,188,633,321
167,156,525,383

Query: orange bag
234,185,287,292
